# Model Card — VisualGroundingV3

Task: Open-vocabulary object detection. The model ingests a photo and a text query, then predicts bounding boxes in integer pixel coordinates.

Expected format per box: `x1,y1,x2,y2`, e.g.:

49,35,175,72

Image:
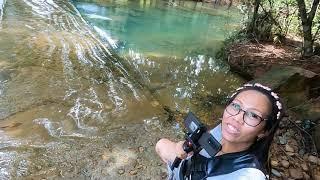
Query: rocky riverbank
227,40,320,179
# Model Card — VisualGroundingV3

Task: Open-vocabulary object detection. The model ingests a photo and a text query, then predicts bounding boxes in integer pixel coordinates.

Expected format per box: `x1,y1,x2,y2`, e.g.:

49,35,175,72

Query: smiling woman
221,90,272,153
156,83,284,180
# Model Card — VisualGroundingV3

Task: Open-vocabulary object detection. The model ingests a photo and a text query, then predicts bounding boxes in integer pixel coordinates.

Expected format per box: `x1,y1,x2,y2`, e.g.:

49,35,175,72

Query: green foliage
313,14,320,42
240,0,319,42
215,30,248,60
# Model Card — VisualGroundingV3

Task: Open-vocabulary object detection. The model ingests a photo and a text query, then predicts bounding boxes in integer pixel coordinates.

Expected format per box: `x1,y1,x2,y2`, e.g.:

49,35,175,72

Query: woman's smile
226,123,240,135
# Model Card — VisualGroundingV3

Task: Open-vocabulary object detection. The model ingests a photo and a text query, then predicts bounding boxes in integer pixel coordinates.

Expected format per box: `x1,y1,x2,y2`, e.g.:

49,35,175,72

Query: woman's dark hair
226,83,284,174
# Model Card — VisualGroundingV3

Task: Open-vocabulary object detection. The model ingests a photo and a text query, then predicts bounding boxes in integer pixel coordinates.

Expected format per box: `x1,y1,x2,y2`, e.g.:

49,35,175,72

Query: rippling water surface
0,0,244,179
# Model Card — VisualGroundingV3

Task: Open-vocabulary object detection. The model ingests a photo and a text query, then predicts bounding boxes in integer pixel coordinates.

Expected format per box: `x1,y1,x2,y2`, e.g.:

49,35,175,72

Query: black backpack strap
180,151,266,179
206,153,264,176
181,154,208,180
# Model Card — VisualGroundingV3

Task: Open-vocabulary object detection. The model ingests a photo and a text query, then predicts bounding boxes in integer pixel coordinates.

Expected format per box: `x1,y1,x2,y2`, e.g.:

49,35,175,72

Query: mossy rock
251,66,319,108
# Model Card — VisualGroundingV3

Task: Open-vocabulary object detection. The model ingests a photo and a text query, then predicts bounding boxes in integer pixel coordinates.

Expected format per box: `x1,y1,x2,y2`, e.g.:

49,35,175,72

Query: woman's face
221,90,272,147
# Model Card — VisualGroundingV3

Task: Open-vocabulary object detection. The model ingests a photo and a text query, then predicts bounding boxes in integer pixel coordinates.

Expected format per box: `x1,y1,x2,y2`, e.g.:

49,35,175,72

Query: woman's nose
233,110,245,124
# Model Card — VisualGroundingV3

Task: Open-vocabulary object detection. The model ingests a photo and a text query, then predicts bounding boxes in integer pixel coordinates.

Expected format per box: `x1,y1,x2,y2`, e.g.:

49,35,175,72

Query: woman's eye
247,112,260,120
231,103,241,110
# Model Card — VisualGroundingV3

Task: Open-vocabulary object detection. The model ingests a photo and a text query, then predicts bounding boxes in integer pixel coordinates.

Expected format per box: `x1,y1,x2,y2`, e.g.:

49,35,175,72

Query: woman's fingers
155,139,189,163
175,141,187,159
156,138,180,163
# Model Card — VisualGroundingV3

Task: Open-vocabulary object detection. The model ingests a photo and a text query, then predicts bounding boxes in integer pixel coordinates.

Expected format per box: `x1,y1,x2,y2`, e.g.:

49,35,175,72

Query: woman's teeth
227,124,240,134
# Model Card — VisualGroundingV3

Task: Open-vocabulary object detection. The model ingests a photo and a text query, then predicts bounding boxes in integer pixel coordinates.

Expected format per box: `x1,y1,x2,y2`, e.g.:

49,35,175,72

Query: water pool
74,0,242,57
73,0,245,114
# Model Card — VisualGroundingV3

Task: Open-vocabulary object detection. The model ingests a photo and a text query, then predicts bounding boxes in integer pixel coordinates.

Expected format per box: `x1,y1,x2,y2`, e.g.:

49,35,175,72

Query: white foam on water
0,151,16,180
0,0,6,25
33,118,64,137
86,14,112,21
93,26,118,49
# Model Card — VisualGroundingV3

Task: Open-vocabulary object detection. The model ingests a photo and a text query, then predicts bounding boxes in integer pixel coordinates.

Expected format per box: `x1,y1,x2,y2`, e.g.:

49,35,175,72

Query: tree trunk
302,25,314,57
296,0,320,57
248,0,261,35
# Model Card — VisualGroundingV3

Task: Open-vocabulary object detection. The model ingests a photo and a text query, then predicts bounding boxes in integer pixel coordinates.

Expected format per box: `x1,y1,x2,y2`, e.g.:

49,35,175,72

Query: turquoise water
73,0,242,57
72,0,245,114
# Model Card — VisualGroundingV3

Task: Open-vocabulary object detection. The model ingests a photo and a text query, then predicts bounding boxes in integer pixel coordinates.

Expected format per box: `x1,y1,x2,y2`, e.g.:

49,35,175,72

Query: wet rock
129,169,138,175
301,163,308,171
308,155,318,164
285,144,295,153
280,160,290,168
289,168,303,179
271,168,281,177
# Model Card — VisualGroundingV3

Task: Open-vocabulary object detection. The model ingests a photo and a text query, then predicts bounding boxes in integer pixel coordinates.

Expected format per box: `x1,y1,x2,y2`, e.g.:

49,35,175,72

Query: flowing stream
0,0,244,179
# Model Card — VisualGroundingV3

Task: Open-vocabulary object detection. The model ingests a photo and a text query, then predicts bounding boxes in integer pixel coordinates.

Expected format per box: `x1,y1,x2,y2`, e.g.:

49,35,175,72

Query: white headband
230,83,282,120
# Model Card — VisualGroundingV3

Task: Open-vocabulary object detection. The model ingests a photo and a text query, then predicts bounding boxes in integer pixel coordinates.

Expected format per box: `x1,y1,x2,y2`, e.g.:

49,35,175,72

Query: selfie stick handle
170,141,193,170
170,157,182,170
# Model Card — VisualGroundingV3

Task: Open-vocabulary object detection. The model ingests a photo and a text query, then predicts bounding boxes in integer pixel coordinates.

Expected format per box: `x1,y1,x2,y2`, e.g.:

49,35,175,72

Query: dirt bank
227,41,320,80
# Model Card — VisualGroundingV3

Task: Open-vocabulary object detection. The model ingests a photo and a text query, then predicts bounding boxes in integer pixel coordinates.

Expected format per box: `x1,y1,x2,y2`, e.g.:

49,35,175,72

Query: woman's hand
175,141,187,159
156,139,189,164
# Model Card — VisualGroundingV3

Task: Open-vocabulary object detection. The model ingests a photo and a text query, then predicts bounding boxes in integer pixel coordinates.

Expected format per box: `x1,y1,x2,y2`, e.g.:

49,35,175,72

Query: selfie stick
170,112,221,170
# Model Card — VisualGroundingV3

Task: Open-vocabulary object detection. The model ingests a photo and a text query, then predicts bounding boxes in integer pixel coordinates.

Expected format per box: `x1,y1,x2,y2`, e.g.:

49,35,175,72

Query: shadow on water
0,0,244,179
